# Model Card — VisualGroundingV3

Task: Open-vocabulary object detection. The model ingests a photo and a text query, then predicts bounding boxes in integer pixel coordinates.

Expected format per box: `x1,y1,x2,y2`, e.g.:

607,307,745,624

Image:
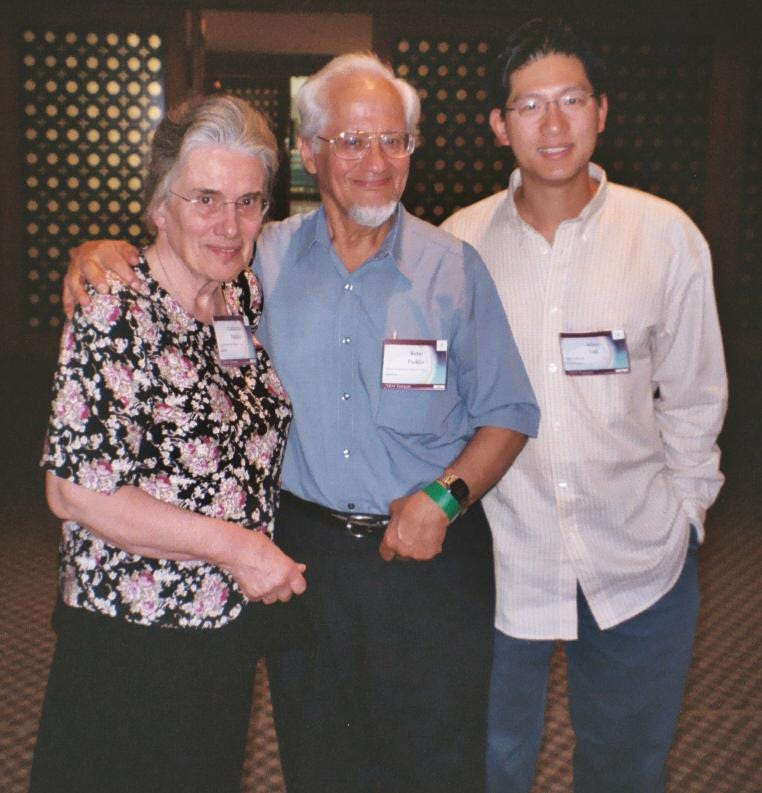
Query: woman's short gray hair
296,51,421,141
144,94,278,235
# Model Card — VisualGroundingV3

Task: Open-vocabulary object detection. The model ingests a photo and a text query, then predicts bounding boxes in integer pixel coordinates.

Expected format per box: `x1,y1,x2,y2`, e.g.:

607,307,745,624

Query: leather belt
282,491,390,539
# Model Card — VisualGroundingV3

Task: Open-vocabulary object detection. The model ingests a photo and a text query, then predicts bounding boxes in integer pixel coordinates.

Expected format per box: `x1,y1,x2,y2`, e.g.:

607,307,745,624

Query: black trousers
29,600,287,793
268,491,495,793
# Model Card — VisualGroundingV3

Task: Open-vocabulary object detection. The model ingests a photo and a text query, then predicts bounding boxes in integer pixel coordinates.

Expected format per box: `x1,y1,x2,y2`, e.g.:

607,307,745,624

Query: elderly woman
30,95,305,793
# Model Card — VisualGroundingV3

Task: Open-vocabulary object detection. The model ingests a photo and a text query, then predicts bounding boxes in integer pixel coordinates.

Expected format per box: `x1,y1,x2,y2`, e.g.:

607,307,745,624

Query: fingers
80,253,114,294
257,578,304,604
62,269,84,319
63,239,144,314
378,538,396,562
248,559,308,604
114,239,142,264
103,243,146,293
379,522,443,562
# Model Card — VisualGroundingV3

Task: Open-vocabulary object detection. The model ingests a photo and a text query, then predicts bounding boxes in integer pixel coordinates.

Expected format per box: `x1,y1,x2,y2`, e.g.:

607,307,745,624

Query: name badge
381,339,448,390
559,329,630,375
213,315,256,367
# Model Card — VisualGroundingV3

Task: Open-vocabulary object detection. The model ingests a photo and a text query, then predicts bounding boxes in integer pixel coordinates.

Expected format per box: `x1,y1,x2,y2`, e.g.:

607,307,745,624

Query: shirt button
341,336,352,344
347,502,355,510
548,363,558,373
343,283,353,291
341,392,350,400
558,481,568,489
342,448,351,458
550,306,559,315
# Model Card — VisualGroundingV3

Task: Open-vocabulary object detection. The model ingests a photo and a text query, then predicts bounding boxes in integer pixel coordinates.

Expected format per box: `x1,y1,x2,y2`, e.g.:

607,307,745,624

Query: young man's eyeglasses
505,90,597,119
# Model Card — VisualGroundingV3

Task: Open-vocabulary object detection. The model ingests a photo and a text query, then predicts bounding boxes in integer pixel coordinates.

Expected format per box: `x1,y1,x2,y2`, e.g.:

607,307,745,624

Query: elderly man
442,19,727,793
63,53,539,793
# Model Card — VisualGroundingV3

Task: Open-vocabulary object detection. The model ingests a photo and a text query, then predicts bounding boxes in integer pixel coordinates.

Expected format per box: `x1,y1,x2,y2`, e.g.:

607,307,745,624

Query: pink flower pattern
52,380,90,432
210,478,248,519
157,348,198,390
103,361,136,406
42,257,291,629
180,437,221,477
184,572,230,619
246,429,280,470
118,570,163,619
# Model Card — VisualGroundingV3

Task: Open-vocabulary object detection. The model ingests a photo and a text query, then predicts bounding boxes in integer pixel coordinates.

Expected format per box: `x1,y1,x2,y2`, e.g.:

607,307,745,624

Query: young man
442,18,727,793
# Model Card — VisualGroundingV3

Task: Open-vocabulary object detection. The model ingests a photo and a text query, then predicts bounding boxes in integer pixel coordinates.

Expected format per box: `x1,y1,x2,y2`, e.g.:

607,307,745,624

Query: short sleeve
42,288,155,494
451,242,540,437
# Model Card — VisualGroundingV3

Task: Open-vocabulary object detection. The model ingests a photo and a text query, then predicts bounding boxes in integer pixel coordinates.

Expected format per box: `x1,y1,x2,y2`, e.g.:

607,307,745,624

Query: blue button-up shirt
254,206,539,513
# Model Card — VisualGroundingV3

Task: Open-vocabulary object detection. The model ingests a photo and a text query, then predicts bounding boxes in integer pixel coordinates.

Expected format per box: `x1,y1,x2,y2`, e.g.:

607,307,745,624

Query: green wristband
422,480,461,521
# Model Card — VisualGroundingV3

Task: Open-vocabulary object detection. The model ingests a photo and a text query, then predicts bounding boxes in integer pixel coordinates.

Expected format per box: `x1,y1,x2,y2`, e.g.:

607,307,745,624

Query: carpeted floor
1,354,759,792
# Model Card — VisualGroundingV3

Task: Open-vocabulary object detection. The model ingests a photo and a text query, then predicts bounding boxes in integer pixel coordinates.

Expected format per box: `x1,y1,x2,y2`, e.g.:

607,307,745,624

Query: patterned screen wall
210,82,284,136
19,28,165,330
392,34,712,226
738,56,762,338
395,38,502,224
595,38,712,222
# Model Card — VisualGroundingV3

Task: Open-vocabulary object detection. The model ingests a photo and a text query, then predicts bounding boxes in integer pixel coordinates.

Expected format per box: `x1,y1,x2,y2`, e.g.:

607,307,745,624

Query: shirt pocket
565,319,658,435
374,386,462,437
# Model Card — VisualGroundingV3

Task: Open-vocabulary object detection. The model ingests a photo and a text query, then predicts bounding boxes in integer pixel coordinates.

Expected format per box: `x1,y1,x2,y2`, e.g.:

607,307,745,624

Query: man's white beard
348,201,398,228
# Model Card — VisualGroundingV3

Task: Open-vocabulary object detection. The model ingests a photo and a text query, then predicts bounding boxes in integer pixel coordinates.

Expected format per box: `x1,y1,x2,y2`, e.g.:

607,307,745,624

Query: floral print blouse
42,256,292,629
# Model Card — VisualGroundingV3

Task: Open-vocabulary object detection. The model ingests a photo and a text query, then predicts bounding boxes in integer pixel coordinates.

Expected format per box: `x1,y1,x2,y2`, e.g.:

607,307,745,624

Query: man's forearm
442,425,529,506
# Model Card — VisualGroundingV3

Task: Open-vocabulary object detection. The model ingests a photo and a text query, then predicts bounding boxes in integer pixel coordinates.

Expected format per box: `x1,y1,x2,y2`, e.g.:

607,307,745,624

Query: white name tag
213,315,256,367
559,329,630,375
381,339,448,389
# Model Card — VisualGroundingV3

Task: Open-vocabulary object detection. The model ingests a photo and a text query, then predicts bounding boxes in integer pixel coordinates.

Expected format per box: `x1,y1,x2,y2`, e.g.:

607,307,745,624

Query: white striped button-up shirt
442,164,727,639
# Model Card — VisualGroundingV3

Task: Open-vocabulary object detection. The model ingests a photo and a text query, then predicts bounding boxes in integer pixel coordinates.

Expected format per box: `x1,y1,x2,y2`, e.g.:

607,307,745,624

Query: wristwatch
437,473,470,509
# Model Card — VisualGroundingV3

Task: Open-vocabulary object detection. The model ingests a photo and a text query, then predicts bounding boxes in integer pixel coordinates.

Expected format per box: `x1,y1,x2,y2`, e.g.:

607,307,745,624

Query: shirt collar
300,203,407,281
505,162,609,238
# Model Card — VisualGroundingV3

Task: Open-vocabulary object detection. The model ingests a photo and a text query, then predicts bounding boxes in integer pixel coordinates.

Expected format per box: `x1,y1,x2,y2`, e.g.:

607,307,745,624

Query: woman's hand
63,239,142,317
46,474,307,604
222,530,307,604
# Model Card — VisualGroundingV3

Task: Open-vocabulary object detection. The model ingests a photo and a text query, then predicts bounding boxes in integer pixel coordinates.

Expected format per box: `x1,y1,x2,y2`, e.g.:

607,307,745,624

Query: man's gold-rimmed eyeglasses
316,131,416,160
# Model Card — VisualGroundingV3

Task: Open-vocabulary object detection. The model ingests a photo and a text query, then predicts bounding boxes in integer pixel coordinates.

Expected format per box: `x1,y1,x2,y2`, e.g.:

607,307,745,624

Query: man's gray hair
144,94,278,235
296,51,421,141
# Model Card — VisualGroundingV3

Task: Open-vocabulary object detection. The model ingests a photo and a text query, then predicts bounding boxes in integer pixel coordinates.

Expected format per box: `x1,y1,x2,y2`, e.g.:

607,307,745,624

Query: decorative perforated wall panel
210,82,283,135
19,28,165,330
394,38,503,223
392,34,712,226
595,38,712,223
738,57,762,336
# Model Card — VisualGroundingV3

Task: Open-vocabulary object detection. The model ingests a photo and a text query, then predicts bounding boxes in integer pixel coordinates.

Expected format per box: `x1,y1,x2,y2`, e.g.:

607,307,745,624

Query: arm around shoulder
63,239,142,317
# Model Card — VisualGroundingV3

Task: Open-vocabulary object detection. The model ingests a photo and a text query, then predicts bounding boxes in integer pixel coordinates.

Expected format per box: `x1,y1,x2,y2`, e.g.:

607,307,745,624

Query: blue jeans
486,531,700,793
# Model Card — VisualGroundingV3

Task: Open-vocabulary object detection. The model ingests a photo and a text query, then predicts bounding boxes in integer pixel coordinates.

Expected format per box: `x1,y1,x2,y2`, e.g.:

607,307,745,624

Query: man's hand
63,239,142,317
379,490,449,562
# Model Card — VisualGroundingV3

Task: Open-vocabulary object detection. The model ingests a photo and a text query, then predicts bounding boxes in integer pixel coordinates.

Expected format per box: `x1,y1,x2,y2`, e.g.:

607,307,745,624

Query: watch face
449,478,469,504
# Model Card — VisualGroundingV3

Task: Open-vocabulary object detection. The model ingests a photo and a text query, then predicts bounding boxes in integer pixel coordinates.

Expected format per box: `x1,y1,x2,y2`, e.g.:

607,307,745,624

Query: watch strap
422,480,461,521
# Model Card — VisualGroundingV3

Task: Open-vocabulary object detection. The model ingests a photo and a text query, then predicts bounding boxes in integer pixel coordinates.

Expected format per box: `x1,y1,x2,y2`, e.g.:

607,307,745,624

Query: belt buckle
330,512,388,539
345,519,377,539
